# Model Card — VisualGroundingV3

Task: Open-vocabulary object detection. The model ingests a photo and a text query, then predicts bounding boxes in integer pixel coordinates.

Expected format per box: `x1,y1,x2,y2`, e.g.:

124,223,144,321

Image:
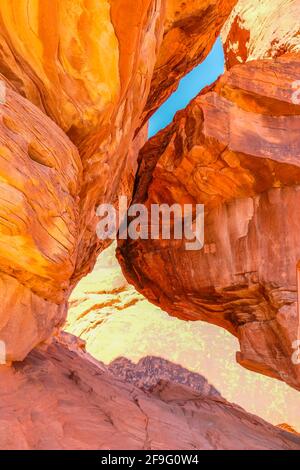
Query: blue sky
149,37,225,138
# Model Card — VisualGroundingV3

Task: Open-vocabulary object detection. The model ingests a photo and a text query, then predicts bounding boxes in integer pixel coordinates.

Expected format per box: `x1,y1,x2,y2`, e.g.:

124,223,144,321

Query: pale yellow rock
222,0,300,67
0,0,120,134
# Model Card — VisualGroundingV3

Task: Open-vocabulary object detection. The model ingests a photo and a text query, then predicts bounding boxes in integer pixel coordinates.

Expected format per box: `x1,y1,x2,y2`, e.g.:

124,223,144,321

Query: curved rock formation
0,335,299,450
0,0,166,360
143,0,238,123
118,54,300,389
0,0,168,279
0,0,238,360
66,243,300,430
0,79,82,361
0,0,300,450
222,0,300,68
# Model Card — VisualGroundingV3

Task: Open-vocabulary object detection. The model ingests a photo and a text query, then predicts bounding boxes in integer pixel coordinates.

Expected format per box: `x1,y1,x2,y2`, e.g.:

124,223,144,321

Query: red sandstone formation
118,55,300,390
277,424,300,435
143,0,238,123
66,243,300,430
0,79,82,361
105,356,222,396
222,0,300,68
0,0,299,450
0,0,237,361
0,335,299,450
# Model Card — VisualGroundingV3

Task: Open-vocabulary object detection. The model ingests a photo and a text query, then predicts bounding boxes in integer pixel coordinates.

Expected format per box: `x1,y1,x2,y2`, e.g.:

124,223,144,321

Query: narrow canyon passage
66,36,300,431
0,0,299,451
66,243,300,431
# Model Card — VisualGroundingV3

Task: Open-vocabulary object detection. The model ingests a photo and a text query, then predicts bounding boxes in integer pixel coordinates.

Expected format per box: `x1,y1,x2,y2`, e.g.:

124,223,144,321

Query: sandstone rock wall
0,80,82,361
118,55,300,389
0,0,300,449
117,0,300,391
0,336,299,450
222,0,300,68
0,0,236,360
66,243,300,430
143,0,238,123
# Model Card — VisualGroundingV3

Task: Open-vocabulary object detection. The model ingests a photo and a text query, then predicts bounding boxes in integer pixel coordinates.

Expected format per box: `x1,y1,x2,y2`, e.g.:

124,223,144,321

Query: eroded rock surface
66,244,300,430
118,55,300,389
0,0,166,359
0,80,81,361
106,356,222,396
0,0,238,360
143,0,238,122
0,0,300,448
222,0,300,68
0,336,299,450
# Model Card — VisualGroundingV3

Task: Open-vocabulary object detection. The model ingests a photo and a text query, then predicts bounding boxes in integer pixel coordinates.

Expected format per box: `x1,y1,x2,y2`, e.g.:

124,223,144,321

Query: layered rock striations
0,0,238,361
0,0,160,359
118,55,300,389
0,335,299,450
66,244,300,430
0,80,82,361
143,0,238,123
222,0,300,68
0,0,299,450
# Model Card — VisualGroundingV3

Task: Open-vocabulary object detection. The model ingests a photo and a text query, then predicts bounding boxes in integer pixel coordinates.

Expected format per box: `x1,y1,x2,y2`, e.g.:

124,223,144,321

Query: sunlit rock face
0,80,82,361
143,0,238,123
118,55,300,390
0,1,238,360
222,0,300,68
0,0,166,284
0,0,163,360
66,244,300,431
0,335,300,450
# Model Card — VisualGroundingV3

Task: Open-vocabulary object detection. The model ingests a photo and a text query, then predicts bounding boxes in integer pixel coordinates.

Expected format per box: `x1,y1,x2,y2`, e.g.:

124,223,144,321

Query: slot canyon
0,0,300,451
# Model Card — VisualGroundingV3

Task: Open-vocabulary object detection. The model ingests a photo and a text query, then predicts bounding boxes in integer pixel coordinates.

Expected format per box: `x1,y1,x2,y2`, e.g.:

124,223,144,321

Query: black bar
0,449,297,464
